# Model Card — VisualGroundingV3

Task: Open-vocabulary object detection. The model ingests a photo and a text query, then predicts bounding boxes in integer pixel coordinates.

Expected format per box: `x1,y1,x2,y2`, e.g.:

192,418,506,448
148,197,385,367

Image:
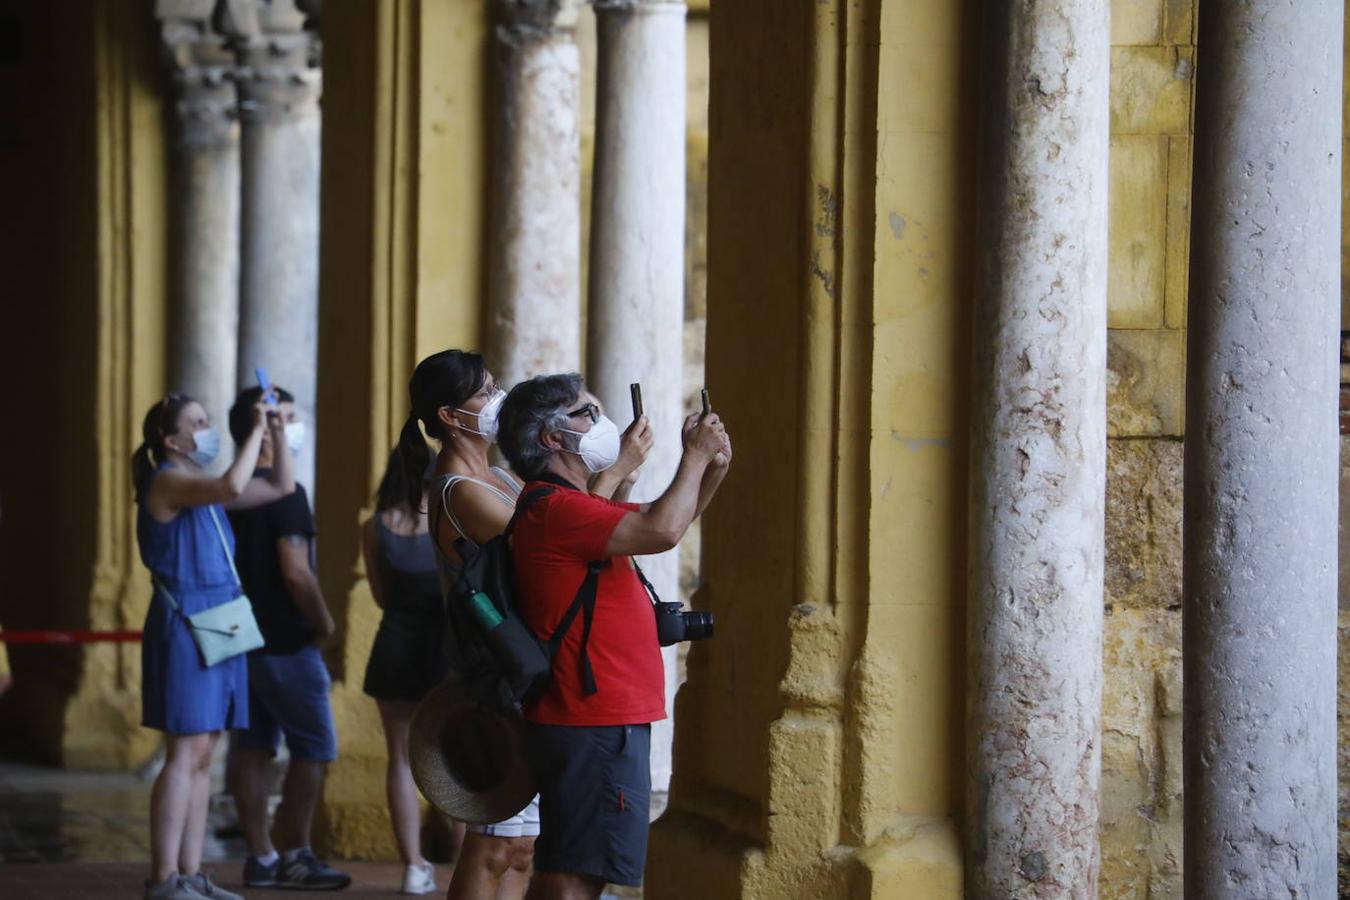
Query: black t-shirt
227,475,317,656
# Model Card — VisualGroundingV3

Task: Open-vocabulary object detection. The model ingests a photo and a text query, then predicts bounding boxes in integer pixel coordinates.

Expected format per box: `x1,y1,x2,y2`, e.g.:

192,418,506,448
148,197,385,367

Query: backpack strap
548,560,604,697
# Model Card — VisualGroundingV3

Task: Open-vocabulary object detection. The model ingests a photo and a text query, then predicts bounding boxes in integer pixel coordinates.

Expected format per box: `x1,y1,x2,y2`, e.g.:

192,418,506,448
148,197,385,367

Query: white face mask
455,389,506,442
284,421,306,457
559,415,621,473
186,427,220,468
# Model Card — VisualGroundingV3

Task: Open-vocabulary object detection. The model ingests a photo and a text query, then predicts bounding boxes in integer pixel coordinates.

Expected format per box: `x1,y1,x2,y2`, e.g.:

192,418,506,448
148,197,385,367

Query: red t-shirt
512,481,666,726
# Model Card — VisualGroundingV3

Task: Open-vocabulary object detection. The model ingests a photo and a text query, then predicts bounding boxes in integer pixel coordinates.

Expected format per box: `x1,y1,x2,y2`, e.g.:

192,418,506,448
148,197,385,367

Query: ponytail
396,414,431,513
400,349,489,512
131,393,193,498
131,443,157,497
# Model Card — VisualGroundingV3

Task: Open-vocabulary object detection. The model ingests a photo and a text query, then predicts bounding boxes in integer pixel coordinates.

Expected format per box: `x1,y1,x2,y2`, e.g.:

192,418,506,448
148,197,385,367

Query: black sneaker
243,855,280,887
277,848,352,891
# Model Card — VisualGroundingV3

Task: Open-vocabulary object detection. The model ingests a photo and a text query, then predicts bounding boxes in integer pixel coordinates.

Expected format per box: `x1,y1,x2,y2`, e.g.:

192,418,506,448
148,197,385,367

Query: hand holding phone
701,388,711,418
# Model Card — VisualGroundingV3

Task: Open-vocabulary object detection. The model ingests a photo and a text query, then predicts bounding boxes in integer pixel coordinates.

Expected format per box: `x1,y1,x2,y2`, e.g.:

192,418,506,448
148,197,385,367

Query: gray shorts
525,722,651,887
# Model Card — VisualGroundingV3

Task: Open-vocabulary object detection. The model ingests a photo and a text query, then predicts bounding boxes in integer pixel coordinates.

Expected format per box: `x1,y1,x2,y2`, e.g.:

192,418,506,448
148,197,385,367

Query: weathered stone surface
1163,135,1191,330
1110,46,1194,135
1184,1,1342,894
1108,330,1185,438
1105,438,1183,612
1111,0,1162,46
1109,134,1168,328
968,3,1110,895
1101,607,1183,900
1163,0,1194,46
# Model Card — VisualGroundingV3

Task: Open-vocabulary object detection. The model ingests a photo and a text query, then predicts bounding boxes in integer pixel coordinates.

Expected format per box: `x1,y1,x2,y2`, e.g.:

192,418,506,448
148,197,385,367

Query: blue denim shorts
526,722,651,887
239,645,338,762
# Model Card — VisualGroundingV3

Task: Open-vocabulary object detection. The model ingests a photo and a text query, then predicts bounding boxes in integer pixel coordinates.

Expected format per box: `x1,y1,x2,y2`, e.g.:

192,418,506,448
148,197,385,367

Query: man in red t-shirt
498,374,731,899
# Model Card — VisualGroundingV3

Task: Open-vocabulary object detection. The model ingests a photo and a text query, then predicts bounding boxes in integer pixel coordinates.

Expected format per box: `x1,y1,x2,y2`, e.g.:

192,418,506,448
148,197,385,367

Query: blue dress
138,465,249,734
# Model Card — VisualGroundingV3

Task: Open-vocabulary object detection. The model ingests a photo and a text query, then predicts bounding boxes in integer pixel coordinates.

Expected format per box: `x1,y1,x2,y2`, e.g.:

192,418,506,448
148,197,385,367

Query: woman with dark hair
361,447,460,895
132,392,294,900
400,349,650,900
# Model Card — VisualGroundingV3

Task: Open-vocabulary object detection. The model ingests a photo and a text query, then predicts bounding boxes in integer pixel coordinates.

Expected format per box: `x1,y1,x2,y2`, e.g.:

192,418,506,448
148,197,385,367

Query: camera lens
682,610,714,641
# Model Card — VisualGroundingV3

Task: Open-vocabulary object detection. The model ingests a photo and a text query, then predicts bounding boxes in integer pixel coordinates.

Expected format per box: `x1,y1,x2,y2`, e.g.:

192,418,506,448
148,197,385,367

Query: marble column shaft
161,21,241,430
586,0,687,791
1183,2,1343,895
236,31,321,492
487,0,583,387
967,3,1110,896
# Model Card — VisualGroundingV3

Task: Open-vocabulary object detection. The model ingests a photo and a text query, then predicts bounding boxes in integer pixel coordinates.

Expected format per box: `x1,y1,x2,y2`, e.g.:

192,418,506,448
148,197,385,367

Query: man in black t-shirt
226,386,350,892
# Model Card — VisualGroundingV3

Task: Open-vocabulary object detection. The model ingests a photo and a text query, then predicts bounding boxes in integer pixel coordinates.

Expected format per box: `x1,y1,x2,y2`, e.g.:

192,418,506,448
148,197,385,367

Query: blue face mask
187,427,221,468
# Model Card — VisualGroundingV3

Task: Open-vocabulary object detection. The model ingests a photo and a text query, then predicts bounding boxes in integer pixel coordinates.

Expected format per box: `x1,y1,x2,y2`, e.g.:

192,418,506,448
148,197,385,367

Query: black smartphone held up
630,383,644,420
701,388,711,418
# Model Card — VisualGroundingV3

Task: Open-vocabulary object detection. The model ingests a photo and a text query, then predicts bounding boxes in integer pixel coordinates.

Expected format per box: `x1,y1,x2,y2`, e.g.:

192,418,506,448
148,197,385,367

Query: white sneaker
402,861,437,895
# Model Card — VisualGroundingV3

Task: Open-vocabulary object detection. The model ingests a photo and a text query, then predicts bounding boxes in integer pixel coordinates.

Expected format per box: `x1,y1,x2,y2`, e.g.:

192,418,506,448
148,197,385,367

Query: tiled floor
0,859,433,899
0,760,650,898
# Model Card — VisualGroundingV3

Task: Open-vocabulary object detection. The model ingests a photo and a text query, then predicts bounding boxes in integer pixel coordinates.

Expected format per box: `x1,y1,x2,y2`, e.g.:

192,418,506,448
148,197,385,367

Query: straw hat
409,674,537,824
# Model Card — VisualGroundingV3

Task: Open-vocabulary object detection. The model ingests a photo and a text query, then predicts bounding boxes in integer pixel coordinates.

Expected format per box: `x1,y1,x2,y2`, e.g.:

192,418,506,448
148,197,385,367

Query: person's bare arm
695,432,733,518
361,517,387,610
277,535,335,642
146,412,269,520
224,413,296,510
603,414,724,558
591,416,653,499
443,482,515,550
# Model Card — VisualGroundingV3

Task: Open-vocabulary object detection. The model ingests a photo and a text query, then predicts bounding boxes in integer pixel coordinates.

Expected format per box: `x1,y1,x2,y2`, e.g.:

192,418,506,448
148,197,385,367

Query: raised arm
146,404,272,519
225,411,295,509
603,413,725,558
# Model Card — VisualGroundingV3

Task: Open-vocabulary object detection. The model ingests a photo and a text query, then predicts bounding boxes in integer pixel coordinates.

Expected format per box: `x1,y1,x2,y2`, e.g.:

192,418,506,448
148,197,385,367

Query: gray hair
498,373,584,479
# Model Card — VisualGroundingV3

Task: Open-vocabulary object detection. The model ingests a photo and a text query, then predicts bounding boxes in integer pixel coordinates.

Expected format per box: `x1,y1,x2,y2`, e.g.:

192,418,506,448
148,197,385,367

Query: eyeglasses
566,403,600,424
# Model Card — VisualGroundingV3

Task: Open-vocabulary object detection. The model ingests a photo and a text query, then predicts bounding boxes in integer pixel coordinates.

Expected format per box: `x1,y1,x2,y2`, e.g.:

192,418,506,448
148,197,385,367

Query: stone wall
1100,1,1193,896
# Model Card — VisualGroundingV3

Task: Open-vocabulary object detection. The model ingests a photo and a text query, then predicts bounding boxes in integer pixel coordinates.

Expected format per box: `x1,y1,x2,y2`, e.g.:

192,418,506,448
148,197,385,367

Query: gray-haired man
497,374,731,900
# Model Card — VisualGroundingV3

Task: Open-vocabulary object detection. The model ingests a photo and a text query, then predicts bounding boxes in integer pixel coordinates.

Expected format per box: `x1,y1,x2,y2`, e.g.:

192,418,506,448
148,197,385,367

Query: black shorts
525,722,651,887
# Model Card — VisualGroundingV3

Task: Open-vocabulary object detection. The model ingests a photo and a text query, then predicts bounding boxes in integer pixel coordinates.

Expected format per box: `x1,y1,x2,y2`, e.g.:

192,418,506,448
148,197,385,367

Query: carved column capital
492,0,581,42
155,0,239,145
229,0,322,123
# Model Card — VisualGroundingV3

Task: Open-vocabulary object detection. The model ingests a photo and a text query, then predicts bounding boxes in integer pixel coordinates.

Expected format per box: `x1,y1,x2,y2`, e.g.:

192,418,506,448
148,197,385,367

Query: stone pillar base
647,813,962,899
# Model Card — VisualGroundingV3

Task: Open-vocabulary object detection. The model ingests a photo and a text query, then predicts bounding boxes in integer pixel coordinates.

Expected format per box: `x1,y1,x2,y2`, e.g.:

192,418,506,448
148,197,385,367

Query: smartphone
255,367,275,404
630,383,644,420
701,388,711,417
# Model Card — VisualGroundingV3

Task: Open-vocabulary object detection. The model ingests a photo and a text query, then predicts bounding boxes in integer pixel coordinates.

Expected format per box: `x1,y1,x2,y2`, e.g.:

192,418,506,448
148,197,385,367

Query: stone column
234,0,321,492
1184,2,1343,895
486,0,582,386
586,0,687,790
156,1,241,428
967,3,1110,896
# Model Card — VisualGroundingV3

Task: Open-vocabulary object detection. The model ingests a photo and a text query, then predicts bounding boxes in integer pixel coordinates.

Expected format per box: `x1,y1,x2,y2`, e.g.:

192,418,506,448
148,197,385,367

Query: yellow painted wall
648,1,974,896
313,0,488,857
0,0,167,771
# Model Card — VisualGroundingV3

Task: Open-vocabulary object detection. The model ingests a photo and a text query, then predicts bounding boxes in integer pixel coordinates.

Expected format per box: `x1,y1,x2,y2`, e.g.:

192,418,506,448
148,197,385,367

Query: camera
654,600,714,646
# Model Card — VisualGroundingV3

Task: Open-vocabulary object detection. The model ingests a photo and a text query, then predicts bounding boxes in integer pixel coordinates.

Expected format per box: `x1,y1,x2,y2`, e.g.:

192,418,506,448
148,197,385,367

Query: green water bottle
469,591,504,632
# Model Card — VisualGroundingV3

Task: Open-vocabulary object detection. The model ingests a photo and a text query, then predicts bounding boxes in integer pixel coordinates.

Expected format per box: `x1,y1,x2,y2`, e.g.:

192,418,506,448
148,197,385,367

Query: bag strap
548,560,605,697
206,505,244,594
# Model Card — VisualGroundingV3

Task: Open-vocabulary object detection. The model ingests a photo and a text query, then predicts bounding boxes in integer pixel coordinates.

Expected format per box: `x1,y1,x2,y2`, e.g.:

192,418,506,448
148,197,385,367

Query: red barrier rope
0,630,142,644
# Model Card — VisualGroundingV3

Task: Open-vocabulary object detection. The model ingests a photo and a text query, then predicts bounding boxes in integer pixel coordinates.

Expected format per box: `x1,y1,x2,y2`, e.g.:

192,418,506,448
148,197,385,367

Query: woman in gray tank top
361,449,454,895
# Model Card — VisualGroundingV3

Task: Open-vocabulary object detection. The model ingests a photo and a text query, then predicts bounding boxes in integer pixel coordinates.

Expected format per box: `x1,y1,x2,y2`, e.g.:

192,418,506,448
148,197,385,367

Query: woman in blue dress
133,392,293,900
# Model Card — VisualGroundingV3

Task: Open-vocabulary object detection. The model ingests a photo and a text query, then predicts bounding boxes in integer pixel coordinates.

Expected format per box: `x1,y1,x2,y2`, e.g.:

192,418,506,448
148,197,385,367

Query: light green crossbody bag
156,505,265,667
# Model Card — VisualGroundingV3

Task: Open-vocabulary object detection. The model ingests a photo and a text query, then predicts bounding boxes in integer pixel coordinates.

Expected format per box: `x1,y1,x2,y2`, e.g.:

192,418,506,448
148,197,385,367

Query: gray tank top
430,467,521,591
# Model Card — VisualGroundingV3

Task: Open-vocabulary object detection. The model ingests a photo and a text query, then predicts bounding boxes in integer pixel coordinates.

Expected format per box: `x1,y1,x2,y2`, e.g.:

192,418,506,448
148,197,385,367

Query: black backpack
435,483,606,713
